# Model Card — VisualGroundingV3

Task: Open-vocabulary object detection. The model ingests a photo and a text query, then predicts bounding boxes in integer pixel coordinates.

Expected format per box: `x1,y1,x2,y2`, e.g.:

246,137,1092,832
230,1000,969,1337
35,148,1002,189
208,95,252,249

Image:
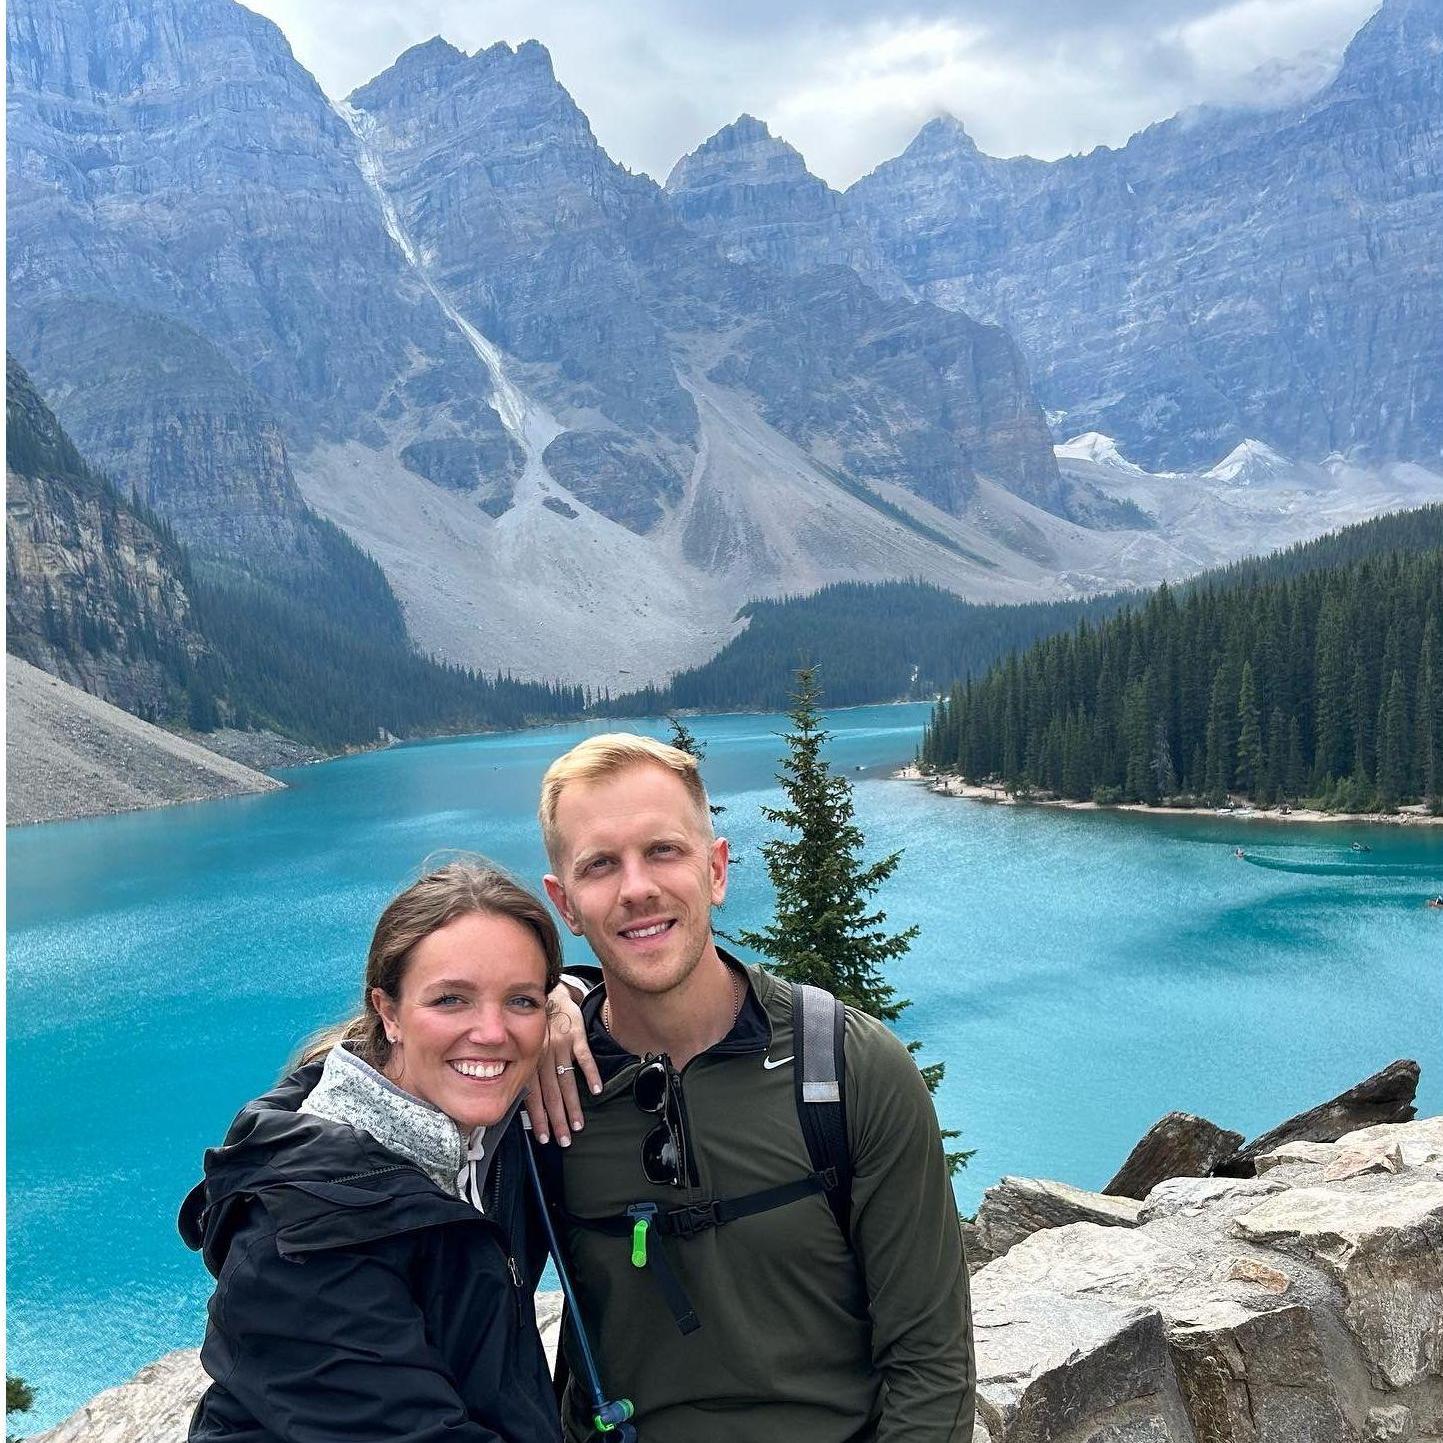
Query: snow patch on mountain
1055,433,1147,473
1205,439,1295,485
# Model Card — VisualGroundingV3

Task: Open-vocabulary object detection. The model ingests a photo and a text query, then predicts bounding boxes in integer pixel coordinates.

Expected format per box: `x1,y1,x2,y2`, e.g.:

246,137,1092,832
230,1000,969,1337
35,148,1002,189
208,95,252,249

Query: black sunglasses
634,1057,686,1187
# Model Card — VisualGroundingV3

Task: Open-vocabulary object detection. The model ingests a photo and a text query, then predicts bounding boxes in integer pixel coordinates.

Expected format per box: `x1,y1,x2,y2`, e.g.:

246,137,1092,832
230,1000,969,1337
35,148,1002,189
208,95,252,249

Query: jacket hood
178,1061,489,1274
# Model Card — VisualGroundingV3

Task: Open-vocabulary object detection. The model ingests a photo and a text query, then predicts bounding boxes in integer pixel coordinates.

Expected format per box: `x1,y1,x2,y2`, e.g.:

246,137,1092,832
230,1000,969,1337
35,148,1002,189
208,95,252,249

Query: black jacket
178,1063,560,1443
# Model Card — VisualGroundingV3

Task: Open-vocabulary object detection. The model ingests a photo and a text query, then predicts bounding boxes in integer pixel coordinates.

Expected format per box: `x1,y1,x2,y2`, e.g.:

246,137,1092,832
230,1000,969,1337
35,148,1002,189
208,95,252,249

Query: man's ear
544,873,584,936
708,836,729,906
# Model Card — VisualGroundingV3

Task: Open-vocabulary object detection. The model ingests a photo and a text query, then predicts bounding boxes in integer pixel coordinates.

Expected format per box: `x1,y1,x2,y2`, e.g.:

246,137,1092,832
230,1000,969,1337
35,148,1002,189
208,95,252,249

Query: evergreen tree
1376,669,1410,811
737,669,967,1171
1151,716,1178,799
666,716,725,819
1234,662,1264,796
1417,614,1442,812
8,1375,35,1443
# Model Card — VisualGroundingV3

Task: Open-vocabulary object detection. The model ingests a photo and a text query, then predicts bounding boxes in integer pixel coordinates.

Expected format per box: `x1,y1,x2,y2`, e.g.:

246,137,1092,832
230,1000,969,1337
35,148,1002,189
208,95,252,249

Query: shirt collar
583,948,771,1083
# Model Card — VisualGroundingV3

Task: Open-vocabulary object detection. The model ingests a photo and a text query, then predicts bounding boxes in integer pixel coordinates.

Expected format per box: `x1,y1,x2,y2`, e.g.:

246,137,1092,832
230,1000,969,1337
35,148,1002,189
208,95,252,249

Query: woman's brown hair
296,858,564,1070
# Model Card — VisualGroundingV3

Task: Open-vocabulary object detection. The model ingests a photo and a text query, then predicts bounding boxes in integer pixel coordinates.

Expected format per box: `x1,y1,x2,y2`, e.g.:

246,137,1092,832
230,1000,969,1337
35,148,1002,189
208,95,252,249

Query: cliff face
4,0,517,563
5,357,213,720
664,114,902,298
7,0,1065,684
845,0,1443,471
348,39,1062,524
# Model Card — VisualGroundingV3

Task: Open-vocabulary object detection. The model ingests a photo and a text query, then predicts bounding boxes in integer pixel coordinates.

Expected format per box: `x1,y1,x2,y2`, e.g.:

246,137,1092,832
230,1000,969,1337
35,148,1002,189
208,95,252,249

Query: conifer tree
737,668,967,1171
666,716,725,819
1234,662,1263,796
8,1375,35,1443
1417,614,1441,812
1377,669,1410,811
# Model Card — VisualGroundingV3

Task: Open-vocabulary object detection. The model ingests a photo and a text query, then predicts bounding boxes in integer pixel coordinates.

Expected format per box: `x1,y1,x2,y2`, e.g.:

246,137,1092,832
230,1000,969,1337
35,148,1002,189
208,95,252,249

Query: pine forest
922,516,1443,814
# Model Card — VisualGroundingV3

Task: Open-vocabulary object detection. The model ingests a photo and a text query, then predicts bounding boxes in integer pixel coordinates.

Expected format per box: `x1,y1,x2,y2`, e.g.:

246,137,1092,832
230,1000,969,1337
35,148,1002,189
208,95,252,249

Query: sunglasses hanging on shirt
633,1056,687,1187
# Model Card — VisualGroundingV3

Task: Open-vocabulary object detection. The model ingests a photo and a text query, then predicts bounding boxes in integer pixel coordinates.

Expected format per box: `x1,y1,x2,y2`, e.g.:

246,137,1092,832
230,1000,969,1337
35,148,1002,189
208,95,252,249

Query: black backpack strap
791,982,852,1243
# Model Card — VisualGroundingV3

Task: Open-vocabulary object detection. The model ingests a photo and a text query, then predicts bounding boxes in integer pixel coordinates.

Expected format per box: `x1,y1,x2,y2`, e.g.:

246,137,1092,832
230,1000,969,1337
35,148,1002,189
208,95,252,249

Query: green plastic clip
626,1202,657,1269
593,1400,635,1433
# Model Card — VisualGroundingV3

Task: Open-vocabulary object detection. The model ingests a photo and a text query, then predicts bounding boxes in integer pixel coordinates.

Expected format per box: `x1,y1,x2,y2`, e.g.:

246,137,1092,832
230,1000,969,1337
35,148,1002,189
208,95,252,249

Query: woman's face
374,911,550,1131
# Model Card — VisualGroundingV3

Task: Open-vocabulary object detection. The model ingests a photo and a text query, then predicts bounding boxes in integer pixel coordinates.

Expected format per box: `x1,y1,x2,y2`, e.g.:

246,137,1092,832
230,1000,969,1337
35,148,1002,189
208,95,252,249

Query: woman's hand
526,982,601,1146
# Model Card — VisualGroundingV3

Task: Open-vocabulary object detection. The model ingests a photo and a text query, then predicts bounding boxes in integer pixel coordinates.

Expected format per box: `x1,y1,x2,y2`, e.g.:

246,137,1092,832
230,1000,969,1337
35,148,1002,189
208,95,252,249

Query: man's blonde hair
539,733,712,862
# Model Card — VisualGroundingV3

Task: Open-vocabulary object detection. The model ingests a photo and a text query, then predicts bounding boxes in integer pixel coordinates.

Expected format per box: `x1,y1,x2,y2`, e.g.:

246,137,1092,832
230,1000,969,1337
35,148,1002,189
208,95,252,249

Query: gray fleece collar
300,1043,520,1208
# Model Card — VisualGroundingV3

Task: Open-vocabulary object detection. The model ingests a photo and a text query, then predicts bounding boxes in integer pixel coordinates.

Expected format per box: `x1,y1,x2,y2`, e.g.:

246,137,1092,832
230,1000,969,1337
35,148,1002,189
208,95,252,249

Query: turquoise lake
8,703,1443,1429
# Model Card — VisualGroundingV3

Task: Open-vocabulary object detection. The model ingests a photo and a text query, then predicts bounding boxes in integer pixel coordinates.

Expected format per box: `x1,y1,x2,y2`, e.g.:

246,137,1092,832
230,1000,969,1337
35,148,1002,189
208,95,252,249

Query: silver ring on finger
556,1065,574,1075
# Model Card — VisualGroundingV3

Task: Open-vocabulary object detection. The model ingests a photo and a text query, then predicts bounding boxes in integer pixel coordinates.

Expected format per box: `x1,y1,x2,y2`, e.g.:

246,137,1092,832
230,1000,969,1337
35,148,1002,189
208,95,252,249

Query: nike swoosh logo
762,1055,794,1070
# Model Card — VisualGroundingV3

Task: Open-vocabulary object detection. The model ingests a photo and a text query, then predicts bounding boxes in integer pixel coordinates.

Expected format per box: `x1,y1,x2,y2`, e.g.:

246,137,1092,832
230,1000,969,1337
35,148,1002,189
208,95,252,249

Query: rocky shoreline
23,1062,1441,1443
5,658,284,827
898,765,1443,828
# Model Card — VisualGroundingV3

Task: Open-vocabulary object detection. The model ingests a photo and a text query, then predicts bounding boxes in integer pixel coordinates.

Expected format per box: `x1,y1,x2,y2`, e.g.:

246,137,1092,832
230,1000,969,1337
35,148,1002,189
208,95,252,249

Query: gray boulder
1232,1171,1443,1392
1106,1112,1246,1199
1216,1059,1420,1176
974,1175,1145,1259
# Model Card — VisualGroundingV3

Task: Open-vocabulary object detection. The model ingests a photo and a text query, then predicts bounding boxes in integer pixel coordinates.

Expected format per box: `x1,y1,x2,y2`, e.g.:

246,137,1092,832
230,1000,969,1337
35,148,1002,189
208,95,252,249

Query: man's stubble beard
597,909,715,1001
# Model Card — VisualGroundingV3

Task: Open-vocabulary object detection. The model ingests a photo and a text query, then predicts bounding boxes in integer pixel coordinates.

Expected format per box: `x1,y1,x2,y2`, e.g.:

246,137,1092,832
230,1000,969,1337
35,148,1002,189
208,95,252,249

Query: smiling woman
177,859,567,1443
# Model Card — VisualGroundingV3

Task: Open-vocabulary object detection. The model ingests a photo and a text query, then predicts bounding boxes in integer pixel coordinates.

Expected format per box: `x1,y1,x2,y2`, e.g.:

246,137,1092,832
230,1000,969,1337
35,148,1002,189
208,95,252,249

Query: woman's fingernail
591,1083,602,1095
538,1133,549,1145
559,1136,571,1148
572,1119,583,1131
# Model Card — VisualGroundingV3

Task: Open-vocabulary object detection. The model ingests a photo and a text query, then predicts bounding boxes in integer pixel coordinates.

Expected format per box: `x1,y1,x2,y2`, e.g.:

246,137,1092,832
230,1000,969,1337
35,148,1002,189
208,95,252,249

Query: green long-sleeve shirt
553,959,974,1443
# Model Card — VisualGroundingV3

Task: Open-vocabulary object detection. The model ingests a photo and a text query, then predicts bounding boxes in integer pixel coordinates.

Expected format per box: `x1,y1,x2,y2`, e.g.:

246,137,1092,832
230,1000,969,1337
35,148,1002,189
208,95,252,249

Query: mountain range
6,0,1441,688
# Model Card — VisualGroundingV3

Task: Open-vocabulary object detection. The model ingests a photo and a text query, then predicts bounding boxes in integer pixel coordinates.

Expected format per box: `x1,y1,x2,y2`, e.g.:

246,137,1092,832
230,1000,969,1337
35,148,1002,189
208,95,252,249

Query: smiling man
537,733,973,1443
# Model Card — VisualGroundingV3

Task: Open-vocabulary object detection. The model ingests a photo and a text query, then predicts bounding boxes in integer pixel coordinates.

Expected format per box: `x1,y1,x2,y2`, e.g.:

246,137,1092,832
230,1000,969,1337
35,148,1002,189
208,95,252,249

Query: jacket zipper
331,1165,410,1185
489,1155,525,1319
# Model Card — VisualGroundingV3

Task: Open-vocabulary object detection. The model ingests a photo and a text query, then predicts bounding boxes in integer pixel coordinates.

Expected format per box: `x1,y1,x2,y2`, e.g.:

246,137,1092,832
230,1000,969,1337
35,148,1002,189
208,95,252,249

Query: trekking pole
522,1121,638,1442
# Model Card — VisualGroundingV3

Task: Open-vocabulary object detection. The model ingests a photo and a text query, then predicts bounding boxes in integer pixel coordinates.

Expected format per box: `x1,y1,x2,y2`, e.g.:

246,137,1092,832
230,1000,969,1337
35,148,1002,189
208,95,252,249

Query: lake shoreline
895,765,1443,828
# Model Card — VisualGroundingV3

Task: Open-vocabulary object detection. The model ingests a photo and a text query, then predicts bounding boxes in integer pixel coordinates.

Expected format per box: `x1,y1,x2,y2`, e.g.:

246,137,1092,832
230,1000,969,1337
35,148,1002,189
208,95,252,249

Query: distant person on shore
179,861,565,1443
531,733,974,1442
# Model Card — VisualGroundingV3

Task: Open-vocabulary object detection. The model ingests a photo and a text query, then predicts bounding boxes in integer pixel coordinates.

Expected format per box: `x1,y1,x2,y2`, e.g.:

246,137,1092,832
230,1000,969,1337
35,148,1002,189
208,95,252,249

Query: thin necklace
603,966,745,1043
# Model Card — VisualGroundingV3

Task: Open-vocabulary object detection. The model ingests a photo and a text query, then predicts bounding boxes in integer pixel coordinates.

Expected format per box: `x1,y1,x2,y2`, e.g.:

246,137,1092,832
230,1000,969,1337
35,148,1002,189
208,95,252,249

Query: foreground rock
6,657,283,826
1105,1111,1244,1199
974,1175,1144,1259
1216,1059,1421,1176
973,1117,1443,1442
35,1124,1443,1442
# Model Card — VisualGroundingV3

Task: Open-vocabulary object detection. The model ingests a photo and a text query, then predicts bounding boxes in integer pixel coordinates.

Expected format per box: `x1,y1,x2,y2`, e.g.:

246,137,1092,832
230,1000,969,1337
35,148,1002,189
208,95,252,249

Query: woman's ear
372,987,400,1044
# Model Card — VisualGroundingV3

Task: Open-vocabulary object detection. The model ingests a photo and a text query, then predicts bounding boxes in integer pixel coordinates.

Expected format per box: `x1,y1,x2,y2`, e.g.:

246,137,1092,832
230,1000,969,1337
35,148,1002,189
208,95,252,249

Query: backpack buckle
667,1200,721,1239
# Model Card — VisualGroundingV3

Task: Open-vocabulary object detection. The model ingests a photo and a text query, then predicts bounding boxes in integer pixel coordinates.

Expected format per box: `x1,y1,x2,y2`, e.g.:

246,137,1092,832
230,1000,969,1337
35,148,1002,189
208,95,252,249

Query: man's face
543,763,728,997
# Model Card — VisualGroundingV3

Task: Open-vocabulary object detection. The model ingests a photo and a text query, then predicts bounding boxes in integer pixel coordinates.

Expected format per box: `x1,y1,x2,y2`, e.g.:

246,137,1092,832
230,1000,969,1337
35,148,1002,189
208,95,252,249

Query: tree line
608,581,1130,715
922,541,1443,813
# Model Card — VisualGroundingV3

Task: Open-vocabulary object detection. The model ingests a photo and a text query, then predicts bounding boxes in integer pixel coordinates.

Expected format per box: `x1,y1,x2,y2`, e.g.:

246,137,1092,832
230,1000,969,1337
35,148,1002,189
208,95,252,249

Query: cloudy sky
245,0,1381,187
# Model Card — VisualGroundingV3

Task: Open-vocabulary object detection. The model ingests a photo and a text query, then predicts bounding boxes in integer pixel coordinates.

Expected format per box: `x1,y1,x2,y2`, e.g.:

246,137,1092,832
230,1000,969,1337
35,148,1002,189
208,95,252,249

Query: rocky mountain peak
1205,439,1295,485
385,35,466,75
906,113,982,160
351,31,590,148
5,0,312,99
1325,0,1441,94
666,112,812,192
